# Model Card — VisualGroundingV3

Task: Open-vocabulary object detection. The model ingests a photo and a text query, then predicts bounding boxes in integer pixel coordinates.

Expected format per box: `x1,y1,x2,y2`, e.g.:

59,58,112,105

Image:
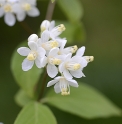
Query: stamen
50,41,59,48
22,3,31,11
58,24,66,32
4,5,12,12
70,45,78,53
41,41,59,50
27,51,37,61
66,62,81,71
49,58,61,65
84,56,94,62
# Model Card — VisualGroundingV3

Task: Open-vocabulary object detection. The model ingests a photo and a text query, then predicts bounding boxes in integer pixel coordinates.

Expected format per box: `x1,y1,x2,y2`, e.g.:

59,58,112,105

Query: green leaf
11,41,43,98
14,102,57,124
44,83,121,119
15,89,34,107
56,21,86,43
57,0,83,23
51,0,55,3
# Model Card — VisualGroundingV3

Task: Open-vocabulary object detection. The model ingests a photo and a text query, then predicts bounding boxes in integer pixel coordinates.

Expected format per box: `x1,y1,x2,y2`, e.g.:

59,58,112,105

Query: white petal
4,13,16,26
17,47,30,56
80,57,88,68
71,56,82,63
70,70,85,78
47,64,58,78
65,53,72,61
47,79,59,87
54,82,61,93
37,47,46,57
63,69,72,79
49,20,55,30
41,30,50,43
41,56,47,67
16,12,26,21
35,57,41,68
0,8,4,17
59,62,65,73
40,20,50,30
22,58,34,71
27,6,40,17
49,47,59,56
76,46,85,57
67,79,79,87
60,39,67,50
28,41,38,51
28,34,38,42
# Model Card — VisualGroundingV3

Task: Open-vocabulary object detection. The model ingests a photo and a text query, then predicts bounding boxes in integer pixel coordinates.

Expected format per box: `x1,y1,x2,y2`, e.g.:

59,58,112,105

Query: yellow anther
85,56,94,62
4,5,12,12
71,45,78,53
58,24,66,32
73,64,81,70
53,58,61,65
23,3,31,11
50,41,58,48
27,52,37,61
89,56,94,62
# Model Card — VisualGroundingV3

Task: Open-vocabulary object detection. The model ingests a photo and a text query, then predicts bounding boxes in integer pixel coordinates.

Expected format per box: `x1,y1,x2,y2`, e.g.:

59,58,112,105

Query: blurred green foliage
0,0,122,123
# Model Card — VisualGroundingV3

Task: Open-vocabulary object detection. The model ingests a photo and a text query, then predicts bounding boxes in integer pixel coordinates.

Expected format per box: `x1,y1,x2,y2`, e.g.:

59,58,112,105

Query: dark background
0,0,122,123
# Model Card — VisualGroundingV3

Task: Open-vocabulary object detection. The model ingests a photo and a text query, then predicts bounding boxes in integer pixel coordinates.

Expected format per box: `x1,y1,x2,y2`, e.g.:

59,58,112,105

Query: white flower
40,20,66,40
59,53,87,79
13,0,40,21
41,47,65,78
17,41,46,71
38,30,60,51
47,76,78,95
76,46,94,63
0,1,16,26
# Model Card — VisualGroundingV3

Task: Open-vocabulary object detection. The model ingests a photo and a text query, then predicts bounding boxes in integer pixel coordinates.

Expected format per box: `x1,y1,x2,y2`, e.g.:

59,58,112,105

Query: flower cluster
17,20,94,95
0,0,40,26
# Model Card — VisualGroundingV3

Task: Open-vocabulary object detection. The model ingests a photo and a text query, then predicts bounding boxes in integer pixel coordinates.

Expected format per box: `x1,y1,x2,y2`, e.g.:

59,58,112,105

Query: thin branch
37,69,48,101
45,0,56,21
19,21,34,34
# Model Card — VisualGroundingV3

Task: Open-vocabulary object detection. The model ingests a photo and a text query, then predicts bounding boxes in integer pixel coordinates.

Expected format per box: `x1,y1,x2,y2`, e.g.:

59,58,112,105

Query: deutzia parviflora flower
47,76,78,95
59,53,87,79
40,20,66,40
0,1,16,26
41,47,65,78
13,0,40,21
17,41,46,71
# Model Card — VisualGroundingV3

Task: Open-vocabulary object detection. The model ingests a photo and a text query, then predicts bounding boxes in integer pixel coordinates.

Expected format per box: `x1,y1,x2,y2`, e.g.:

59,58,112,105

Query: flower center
58,24,66,32
49,57,61,65
60,79,70,95
66,62,81,71
4,5,12,12
41,41,59,50
22,3,31,11
27,51,37,61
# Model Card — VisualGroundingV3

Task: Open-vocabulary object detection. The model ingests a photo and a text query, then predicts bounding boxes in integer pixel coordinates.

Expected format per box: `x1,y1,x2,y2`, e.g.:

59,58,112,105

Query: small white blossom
59,53,87,79
13,0,40,21
40,20,66,40
17,41,46,71
41,47,65,78
47,76,78,95
0,1,16,26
